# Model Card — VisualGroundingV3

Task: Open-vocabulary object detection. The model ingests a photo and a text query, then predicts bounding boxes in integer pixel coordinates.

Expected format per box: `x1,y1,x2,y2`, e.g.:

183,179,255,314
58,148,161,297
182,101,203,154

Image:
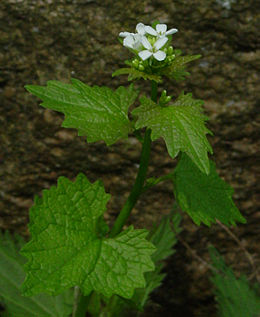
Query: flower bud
132,58,139,67
161,90,167,98
168,46,173,54
132,59,139,68
138,64,145,71
165,96,172,103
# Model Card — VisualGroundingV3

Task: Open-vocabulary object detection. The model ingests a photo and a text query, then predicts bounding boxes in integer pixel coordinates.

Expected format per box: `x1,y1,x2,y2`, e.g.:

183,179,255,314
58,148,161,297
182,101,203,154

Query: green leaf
162,53,201,81
25,80,138,146
21,174,155,299
112,68,162,83
132,92,213,174
149,212,181,263
0,231,73,317
86,292,101,316
131,265,165,311
131,212,182,310
172,154,246,226
209,246,260,317
102,213,182,316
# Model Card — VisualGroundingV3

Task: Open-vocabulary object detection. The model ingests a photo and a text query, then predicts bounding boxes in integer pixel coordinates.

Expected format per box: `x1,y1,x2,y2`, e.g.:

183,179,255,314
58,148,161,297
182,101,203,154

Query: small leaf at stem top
112,67,163,83
162,53,201,81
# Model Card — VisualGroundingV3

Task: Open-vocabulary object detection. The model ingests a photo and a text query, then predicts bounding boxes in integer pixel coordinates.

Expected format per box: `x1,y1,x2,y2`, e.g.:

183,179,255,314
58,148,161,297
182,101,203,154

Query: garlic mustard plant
18,21,245,317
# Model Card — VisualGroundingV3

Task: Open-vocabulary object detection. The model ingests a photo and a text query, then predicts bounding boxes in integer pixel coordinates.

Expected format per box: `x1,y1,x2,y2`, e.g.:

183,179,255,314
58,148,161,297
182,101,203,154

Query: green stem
151,80,158,103
109,81,158,238
109,128,151,237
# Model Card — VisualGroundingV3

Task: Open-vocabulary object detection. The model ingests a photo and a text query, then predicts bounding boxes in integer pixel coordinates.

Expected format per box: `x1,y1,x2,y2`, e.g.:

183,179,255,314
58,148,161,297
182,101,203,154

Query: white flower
123,34,143,51
119,31,134,38
145,24,178,38
135,22,146,35
119,22,146,38
138,36,168,61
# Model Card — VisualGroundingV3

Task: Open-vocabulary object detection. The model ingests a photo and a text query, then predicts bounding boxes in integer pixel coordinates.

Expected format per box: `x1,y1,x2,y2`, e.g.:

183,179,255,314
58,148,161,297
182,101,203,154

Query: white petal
123,35,134,48
144,26,158,36
165,28,178,35
156,24,167,34
154,37,168,50
138,50,153,61
119,32,133,37
136,23,146,35
153,50,166,61
141,36,152,50
132,34,143,50
133,34,142,42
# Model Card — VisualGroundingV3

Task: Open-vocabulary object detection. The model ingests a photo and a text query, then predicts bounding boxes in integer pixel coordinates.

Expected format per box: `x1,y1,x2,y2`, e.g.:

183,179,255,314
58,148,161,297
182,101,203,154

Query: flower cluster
119,22,178,62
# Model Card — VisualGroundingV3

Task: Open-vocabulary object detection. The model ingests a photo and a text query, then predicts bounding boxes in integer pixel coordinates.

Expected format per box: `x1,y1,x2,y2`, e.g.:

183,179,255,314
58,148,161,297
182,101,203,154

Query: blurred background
0,0,259,315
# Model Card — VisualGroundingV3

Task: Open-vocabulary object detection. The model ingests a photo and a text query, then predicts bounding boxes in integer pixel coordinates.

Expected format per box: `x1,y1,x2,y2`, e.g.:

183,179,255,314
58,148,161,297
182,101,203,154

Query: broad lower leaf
0,231,73,317
102,212,182,316
209,246,260,317
132,92,213,174
172,154,246,226
21,174,155,299
25,80,138,146
112,68,162,83
162,52,201,81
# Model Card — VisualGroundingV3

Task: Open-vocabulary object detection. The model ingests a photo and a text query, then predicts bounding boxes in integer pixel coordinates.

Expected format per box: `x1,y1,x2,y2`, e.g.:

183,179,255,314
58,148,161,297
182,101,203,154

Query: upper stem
109,128,151,238
109,81,158,238
151,80,158,103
